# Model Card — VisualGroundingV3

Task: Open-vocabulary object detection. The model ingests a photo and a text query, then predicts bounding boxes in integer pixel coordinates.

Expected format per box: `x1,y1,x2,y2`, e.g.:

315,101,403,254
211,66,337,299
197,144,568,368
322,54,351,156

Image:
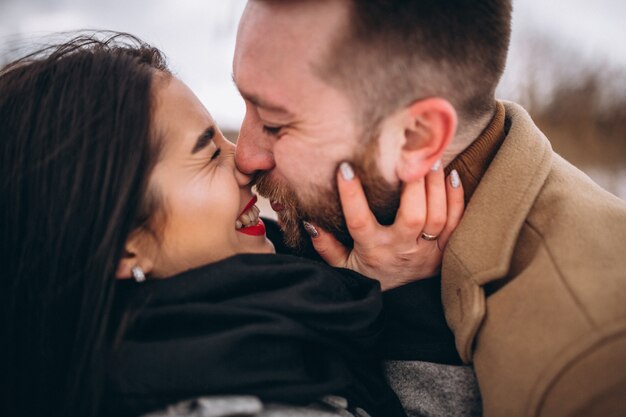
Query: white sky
1,0,625,130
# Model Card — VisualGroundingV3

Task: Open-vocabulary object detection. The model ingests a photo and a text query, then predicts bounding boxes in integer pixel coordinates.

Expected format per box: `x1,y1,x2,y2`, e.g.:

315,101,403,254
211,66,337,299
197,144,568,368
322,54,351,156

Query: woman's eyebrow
191,126,216,154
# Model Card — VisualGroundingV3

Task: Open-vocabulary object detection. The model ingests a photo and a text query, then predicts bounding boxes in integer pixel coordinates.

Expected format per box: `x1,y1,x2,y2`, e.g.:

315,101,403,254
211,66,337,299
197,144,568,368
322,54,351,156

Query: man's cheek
275,144,334,186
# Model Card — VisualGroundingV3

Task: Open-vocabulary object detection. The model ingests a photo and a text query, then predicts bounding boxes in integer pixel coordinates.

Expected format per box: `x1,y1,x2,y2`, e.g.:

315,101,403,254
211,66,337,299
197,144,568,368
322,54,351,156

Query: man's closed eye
263,125,283,136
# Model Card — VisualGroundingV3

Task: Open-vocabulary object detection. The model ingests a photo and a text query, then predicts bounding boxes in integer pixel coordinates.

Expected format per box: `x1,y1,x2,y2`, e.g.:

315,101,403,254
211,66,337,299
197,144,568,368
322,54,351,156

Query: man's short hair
316,0,513,133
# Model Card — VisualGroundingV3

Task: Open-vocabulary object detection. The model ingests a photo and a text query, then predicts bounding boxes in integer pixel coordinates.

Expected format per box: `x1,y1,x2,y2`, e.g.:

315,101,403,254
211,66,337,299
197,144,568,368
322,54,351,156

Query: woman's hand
305,161,464,291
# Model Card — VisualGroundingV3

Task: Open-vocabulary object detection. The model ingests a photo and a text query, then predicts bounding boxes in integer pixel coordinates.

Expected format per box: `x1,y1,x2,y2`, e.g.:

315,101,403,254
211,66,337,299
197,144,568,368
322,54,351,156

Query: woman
0,33,463,417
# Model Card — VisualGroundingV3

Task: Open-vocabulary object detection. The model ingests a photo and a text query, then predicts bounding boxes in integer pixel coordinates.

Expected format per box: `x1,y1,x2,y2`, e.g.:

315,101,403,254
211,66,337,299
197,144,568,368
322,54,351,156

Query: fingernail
450,169,461,189
431,159,442,172
302,221,319,238
339,162,354,181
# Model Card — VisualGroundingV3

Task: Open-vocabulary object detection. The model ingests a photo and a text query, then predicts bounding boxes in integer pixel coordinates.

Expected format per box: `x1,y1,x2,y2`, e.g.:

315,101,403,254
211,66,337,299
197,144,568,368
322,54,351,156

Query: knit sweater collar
445,101,506,203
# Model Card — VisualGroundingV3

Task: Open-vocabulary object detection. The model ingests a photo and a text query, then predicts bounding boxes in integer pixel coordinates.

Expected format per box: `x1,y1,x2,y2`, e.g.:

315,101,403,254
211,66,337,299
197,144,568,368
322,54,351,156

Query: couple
2,0,626,416
1,32,464,417
0,31,463,417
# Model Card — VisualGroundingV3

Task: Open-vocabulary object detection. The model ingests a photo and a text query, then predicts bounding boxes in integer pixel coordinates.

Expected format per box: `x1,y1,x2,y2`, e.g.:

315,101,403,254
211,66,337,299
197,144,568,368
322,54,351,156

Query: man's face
233,0,399,248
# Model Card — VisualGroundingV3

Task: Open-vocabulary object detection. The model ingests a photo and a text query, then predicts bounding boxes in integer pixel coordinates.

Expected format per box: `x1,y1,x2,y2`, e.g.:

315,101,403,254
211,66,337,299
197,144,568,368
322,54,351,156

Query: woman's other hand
306,161,464,291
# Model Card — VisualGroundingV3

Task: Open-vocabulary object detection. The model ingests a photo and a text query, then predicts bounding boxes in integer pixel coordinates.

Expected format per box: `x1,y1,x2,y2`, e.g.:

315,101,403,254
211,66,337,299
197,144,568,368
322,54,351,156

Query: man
233,1,626,417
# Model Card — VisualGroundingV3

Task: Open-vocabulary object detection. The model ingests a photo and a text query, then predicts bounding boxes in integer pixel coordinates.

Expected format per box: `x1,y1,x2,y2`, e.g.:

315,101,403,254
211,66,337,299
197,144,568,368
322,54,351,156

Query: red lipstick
237,195,266,236
238,218,266,236
239,195,258,217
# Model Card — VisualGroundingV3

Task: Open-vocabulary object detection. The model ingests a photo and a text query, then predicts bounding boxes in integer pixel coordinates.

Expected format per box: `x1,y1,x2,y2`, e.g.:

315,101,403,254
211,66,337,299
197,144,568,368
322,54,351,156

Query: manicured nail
339,162,354,181
303,221,319,238
450,169,461,189
431,159,442,171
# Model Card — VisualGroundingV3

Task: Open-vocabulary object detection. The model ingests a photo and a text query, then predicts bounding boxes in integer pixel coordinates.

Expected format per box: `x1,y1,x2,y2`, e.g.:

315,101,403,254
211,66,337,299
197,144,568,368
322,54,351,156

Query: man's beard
254,137,401,251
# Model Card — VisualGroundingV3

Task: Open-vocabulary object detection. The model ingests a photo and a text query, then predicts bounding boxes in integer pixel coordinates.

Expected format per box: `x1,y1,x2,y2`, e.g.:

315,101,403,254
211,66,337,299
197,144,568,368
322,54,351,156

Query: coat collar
441,101,554,362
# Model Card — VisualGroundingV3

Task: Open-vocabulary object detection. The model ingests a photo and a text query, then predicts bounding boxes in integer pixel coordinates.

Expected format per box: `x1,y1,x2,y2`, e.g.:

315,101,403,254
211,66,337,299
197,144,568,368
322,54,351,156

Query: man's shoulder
522,147,626,320
489,103,626,329
468,107,626,417
481,101,626,286
532,150,626,228
526,147,626,256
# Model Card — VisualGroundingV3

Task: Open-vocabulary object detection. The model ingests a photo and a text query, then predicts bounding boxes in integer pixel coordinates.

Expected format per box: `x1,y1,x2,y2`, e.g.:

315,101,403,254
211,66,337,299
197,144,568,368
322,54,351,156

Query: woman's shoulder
142,395,372,417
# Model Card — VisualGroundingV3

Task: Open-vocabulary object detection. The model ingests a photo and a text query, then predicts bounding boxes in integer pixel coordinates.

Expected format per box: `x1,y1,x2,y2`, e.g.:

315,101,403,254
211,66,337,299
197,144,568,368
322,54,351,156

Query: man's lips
270,200,285,212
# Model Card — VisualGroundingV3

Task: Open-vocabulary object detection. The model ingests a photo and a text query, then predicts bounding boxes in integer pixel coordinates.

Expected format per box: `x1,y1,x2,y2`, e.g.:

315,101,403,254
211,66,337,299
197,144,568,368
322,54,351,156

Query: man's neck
442,104,498,166
441,101,507,203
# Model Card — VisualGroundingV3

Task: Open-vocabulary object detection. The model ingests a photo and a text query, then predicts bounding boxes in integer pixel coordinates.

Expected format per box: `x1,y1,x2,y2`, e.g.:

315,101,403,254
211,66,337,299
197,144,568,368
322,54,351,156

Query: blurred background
1,0,625,199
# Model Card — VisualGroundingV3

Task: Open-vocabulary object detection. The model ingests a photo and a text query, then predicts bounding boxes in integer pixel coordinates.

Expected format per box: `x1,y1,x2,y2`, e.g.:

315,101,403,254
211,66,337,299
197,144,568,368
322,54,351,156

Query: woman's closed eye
198,146,221,170
210,147,221,161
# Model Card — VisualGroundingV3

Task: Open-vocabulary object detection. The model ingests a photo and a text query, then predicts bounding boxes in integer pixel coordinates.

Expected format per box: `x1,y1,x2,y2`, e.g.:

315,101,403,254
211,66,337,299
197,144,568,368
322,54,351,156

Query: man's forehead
233,38,310,116
236,0,348,62
233,74,294,117
233,1,352,115
243,0,347,29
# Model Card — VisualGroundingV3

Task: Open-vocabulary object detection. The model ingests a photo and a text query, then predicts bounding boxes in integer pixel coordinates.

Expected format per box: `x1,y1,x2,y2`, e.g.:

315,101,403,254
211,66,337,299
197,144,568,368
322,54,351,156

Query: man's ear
115,230,155,280
396,97,457,182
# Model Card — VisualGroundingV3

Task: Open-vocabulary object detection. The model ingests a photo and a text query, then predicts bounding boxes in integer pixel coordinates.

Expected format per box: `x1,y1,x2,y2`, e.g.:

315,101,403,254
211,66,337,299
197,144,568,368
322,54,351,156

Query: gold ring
421,232,439,241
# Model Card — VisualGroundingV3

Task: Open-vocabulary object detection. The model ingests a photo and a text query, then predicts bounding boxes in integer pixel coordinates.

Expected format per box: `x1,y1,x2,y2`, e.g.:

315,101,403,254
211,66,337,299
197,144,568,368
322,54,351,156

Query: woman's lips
239,195,258,216
238,217,266,236
236,194,266,236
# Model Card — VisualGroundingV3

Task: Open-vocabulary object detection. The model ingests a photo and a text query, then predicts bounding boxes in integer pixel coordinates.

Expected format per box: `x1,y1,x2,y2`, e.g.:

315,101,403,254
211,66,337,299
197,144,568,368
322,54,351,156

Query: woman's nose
235,165,254,187
221,136,253,186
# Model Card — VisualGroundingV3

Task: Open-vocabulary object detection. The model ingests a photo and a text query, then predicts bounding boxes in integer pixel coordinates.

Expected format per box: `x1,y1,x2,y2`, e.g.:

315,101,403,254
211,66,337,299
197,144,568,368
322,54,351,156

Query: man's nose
234,130,276,175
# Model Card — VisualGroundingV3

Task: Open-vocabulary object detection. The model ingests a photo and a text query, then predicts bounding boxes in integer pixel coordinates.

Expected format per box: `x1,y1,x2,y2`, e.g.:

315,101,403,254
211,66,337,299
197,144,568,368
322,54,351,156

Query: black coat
105,253,406,417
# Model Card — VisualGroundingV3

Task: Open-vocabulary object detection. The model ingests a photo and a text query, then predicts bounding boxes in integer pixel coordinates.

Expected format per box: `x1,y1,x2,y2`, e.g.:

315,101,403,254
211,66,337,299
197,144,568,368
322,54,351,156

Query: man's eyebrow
232,73,293,116
191,126,216,154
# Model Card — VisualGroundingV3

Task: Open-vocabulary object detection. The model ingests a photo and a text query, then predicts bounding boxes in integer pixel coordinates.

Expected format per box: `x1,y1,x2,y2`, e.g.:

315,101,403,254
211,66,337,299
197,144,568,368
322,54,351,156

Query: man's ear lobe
115,233,154,280
396,98,457,182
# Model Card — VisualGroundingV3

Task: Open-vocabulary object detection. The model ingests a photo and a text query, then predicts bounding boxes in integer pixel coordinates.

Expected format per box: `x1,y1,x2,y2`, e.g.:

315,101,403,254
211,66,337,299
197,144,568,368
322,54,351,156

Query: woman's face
140,76,275,278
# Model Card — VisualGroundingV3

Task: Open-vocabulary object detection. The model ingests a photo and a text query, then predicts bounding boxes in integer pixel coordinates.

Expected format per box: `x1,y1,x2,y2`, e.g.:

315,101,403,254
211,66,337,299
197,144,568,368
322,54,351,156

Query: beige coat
442,102,626,417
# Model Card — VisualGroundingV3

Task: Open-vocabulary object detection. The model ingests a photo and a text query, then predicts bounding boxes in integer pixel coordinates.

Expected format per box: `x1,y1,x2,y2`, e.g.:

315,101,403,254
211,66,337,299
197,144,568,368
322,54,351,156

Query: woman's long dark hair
0,33,169,417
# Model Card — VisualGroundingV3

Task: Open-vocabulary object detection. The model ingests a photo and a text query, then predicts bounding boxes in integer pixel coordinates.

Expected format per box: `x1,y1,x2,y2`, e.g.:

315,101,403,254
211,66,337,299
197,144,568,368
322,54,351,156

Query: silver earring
131,265,146,283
